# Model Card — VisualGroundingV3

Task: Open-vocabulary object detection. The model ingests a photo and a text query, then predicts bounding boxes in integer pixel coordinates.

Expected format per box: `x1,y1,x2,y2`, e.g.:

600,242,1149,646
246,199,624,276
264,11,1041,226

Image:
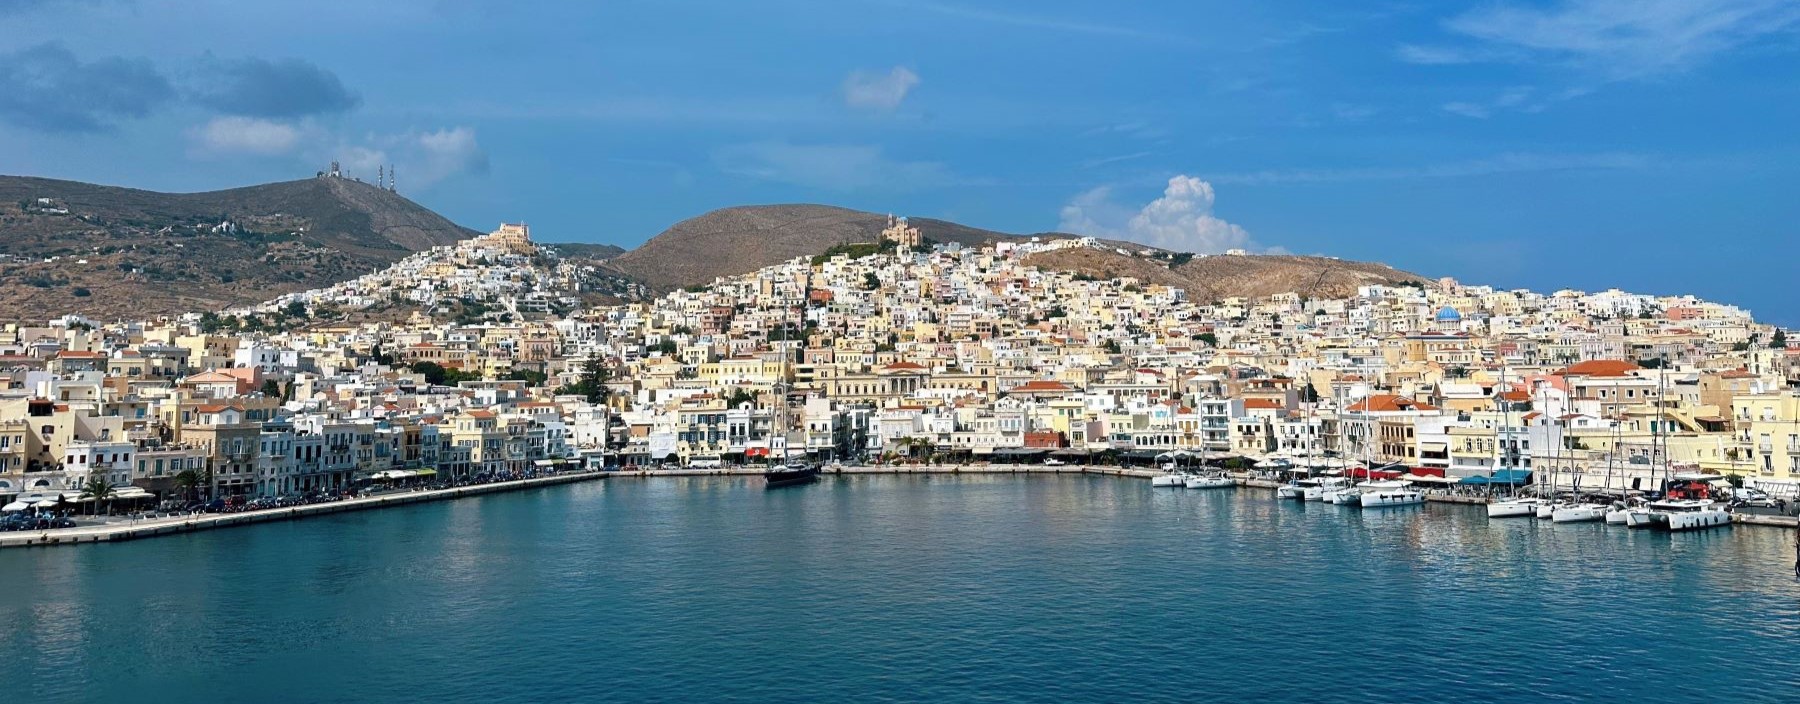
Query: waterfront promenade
5,465,1792,548
0,470,610,548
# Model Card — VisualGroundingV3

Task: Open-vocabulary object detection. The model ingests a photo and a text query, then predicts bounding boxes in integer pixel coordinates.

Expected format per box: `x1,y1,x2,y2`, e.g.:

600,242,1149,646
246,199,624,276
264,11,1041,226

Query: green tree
1300,382,1321,403
1101,339,1121,354
864,272,881,290
410,361,450,385
1196,332,1218,347
80,477,116,516
1772,330,1787,349
259,379,282,397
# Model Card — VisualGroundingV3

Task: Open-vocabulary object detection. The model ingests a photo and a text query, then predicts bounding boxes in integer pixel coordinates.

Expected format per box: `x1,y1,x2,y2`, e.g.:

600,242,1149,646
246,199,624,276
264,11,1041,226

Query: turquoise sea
4,475,1799,703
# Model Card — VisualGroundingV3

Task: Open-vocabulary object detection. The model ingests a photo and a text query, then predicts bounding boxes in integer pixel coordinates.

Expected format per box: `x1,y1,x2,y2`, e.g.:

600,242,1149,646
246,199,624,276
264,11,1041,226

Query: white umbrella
33,499,59,508
1,501,28,512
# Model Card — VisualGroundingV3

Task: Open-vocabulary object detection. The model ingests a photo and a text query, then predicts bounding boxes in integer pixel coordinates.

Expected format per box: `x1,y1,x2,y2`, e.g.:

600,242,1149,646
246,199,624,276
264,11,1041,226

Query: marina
4,473,1797,704
4,462,1791,550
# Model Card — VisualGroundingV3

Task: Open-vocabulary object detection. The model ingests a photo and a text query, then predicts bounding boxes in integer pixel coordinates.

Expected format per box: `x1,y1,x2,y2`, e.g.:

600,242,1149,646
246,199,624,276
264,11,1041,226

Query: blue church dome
1435,306,1462,322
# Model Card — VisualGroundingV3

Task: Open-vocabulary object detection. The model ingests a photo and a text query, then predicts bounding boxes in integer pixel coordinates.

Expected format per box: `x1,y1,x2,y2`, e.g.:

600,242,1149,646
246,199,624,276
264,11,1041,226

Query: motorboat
764,463,821,488
1358,481,1424,508
1624,499,1731,531
1184,472,1234,489
1487,497,1549,518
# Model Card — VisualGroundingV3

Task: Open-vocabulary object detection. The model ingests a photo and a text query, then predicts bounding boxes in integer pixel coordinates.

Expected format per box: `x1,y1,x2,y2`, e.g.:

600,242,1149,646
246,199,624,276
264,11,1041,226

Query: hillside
1023,247,1430,301
604,204,1096,292
547,242,627,261
0,175,479,319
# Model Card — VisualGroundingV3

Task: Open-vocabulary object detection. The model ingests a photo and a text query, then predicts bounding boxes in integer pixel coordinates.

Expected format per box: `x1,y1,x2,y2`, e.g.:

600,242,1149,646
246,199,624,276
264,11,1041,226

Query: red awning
1347,467,1404,480
1410,467,1446,478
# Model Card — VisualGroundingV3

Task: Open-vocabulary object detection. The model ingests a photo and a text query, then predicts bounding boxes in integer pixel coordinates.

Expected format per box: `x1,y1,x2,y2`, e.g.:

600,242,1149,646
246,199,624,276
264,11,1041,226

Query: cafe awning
1490,469,1533,485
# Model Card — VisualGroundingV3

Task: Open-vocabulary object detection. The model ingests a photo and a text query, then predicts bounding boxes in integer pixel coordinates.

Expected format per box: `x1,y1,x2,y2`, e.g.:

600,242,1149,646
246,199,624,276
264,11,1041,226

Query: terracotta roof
1243,398,1283,410
1014,380,1073,392
1347,394,1439,413
1556,359,1640,378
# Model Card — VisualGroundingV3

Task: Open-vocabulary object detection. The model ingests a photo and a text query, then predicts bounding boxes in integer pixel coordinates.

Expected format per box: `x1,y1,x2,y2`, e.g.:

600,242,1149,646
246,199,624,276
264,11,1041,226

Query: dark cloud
0,42,173,132
192,56,360,118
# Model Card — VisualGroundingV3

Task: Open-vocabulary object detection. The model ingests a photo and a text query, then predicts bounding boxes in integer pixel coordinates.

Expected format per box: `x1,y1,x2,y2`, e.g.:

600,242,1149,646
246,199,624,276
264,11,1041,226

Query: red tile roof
1556,359,1639,377
1347,394,1439,412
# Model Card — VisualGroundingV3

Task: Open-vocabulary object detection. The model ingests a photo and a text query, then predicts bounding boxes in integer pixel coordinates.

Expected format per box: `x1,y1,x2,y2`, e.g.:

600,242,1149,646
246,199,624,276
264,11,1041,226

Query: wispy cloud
1079,151,1156,169
842,66,920,111
1400,0,1800,79
1209,152,1655,185
188,116,302,155
870,0,1180,41
714,141,974,192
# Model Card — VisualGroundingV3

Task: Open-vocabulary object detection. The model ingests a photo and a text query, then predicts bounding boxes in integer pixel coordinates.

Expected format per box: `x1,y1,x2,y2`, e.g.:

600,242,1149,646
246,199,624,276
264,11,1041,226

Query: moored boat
1550,502,1608,523
1151,471,1187,488
1276,477,1318,500
1184,472,1234,489
764,464,821,488
1359,481,1424,508
1487,497,1549,518
1624,498,1731,531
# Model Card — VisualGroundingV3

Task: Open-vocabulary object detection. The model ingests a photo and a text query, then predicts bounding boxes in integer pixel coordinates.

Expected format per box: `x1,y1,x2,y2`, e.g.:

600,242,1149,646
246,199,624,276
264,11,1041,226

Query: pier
0,470,610,549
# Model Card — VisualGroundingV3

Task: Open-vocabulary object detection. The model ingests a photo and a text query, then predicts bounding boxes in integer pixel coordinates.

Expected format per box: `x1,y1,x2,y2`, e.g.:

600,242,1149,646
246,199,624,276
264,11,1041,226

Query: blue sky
4,0,1799,320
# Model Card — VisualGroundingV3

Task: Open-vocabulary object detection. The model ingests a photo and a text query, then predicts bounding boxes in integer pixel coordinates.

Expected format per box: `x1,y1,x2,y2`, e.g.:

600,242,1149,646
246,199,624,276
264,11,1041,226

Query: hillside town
3,219,1797,510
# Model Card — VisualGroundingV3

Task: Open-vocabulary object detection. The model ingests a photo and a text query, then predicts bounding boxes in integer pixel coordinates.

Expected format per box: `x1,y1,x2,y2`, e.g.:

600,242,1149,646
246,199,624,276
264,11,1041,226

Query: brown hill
0,175,479,320
604,204,1103,292
1023,247,1430,301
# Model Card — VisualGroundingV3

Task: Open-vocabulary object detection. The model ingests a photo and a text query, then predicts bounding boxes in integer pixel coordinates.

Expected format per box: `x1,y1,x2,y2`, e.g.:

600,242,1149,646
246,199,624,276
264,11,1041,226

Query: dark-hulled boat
764,464,821,488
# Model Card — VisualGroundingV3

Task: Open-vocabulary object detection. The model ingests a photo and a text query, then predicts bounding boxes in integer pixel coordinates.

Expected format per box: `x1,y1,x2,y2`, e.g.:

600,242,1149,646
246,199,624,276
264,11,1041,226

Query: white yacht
1151,470,1186,488
1487,497,1550,518
1304,476,1352,501
1605,497,1645,525
1535,501,1558,519
1184,472,1234,489
1624,499,1731,531
1550,502,1608,523
1359,481,1424,508
1277,477,1320,500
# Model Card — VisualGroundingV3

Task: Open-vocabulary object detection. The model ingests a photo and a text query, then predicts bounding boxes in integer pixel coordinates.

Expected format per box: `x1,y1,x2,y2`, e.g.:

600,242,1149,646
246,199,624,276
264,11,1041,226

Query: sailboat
1487,367,1547,518
1552,426,1611,523
764,306,819,489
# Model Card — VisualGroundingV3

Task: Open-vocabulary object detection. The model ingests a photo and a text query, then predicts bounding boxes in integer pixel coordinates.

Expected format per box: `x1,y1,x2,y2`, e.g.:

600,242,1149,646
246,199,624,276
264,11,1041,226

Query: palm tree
173,469,206,503
80,477,116,516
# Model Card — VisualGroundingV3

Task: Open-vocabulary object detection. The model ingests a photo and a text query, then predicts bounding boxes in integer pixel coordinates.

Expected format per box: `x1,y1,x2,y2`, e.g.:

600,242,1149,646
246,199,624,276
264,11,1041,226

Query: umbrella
1,501,28,512
33,499,59,508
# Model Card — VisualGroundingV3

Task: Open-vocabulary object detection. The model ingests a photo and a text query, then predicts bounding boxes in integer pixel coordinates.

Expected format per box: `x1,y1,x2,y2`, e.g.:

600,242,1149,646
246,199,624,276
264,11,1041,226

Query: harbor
6,463,1793,550
5,473,1797,704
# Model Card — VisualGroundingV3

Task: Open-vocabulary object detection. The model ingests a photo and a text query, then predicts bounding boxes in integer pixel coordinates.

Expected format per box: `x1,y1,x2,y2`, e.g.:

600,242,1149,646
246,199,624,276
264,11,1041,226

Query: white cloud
331,126,488,190
190,116,301,155
715,141,963,191
843,66,920,111
1058,175,1258,254
1404,0,1800,79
